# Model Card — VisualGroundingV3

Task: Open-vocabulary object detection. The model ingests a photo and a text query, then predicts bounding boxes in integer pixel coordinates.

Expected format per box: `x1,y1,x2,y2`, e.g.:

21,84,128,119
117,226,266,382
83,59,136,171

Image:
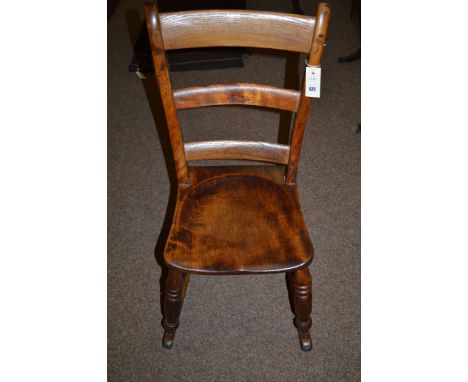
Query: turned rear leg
288,267,313,351
162,269,189,349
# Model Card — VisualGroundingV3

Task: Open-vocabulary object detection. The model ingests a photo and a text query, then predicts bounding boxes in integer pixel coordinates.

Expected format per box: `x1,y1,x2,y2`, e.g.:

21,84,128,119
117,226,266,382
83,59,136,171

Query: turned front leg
162,269,187,349
291,267,313,351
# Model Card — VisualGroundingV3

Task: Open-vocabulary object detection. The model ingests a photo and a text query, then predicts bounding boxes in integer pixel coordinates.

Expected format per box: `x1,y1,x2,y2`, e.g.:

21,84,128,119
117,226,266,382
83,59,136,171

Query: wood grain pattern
160,10,315,53
174,83,300,112
184,140,290,164
165,166,314,275
286,3,331,184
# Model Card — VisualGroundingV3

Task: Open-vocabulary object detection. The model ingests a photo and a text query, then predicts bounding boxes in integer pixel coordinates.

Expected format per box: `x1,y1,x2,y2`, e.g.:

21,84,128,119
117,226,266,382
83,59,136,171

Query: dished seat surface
164,166,314,274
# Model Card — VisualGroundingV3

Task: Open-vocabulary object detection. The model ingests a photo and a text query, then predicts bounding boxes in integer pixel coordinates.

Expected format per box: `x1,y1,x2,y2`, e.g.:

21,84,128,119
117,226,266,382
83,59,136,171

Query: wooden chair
144,1,331,351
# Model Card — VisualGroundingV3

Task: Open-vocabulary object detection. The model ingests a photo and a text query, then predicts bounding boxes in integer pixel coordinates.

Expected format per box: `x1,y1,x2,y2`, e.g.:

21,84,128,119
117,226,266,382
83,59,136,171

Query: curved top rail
160,10,315,53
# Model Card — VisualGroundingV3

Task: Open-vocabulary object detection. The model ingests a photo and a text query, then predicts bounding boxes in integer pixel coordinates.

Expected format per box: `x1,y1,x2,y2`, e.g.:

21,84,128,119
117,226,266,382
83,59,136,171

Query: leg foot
162,330,174,349
299,335,312,351
295,318,313,351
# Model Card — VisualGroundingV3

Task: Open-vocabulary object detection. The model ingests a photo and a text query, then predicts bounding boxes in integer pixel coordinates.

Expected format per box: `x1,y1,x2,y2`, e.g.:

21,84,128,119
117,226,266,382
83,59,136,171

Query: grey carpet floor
108,0,360,381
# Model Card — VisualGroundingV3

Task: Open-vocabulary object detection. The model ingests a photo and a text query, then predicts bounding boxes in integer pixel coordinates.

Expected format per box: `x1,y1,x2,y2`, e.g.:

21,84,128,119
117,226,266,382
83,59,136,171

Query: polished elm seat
165,166,313,274
144,1,331,351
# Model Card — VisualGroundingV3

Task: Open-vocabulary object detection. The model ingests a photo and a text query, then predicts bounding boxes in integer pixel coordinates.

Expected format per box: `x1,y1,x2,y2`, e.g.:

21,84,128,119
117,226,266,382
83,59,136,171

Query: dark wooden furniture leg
162,269,188,349
290,267,313,351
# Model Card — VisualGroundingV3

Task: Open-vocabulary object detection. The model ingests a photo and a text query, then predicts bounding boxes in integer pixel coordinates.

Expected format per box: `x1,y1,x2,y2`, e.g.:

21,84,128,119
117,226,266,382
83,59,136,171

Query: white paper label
305,66,321,98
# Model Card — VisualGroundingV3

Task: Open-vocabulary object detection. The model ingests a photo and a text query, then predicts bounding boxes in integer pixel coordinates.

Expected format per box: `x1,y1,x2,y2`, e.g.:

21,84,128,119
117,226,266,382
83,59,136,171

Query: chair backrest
144,2,331,185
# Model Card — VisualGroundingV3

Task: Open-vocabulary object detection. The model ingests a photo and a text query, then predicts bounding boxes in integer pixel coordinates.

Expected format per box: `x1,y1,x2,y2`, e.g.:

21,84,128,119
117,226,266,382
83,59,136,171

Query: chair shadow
125,9,178,318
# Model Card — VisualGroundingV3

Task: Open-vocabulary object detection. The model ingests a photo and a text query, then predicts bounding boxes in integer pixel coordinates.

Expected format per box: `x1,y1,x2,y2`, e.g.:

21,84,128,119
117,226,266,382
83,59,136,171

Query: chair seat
164,166,314,274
